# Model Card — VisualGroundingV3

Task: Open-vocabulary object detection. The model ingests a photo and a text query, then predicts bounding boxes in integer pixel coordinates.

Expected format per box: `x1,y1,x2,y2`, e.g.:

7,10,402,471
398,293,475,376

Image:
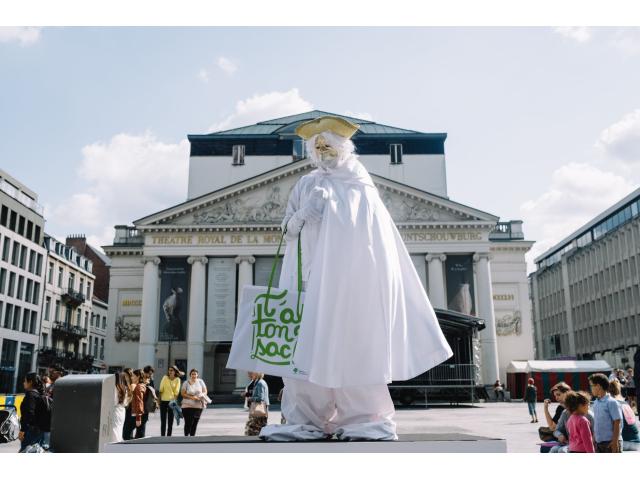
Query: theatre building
104,111,534,393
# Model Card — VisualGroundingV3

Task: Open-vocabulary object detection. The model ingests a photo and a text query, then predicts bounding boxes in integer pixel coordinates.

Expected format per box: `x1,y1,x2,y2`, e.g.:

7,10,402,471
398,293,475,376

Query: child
564,391,595,453
525,378,538,423
589,373,623,453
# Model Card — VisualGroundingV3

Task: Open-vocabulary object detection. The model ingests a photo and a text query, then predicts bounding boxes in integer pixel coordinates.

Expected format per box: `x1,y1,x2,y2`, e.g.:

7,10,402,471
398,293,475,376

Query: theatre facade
103,111,534,391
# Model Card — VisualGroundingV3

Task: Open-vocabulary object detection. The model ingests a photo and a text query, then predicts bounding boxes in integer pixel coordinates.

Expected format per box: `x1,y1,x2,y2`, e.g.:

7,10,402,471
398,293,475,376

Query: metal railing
52,321,88,338
62,288,85,306
395,363,477,385
489,221,525,241
113,225,144,245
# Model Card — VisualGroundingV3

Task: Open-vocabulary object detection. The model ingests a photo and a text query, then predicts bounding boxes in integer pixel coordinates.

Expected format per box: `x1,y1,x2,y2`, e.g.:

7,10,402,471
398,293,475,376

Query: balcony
489,221,525,241
113,225,144,246
52,321,88,339
37,348,94,372
62,288,85,307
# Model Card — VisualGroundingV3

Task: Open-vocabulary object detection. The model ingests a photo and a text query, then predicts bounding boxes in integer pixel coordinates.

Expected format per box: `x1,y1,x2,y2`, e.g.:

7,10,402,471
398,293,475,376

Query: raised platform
104,433,507,453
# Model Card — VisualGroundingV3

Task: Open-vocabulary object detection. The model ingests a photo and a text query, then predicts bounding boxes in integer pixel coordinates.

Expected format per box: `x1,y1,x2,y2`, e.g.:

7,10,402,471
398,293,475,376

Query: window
32,282,39,304
16,276,24,300
68,272,75,290
54,300,60,323
292,139,306,161
26,221,33,241
48,262,53,284
82,343,86,356
19,245,27,269
3,304,12,329
17,216,25,236
9,210,16,231
76,309,81,326
42,333,48,349
28,250,35,273
84,311,89,330
232,145,245,166
44,297,51,321
34,225,40,244
25,279,32,303
102,316,106,330
86,282,91,299
100,339,104,359
0,268,5,295
35,254,42,276
390,144,403,164
22,309,30,333
8,272,16,297
0,205,7,226
79,278,84,297
57,267,63,287
12,306,21,330
93,337,98,357
2,237,9,261
11,241,20,266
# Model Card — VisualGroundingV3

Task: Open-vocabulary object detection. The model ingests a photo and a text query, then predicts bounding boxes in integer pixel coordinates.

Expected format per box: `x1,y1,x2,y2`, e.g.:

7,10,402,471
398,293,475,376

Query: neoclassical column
474,252,500,384
187,256,208,376
234,255,255,390
426,253,447,309
138,256,161,368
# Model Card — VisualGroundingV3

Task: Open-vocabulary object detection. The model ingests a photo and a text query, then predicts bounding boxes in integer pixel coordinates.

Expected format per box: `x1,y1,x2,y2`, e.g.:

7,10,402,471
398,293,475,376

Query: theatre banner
206,258,237,342
445,254,476,316
158,258,190,342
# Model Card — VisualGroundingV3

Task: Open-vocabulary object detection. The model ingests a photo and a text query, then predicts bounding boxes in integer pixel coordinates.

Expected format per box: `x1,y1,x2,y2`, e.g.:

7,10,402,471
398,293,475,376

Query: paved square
1,402,546,453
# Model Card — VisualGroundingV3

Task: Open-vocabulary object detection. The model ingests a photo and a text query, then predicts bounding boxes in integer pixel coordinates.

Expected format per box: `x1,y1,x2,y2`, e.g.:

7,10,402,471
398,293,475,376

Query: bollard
50,374,115,453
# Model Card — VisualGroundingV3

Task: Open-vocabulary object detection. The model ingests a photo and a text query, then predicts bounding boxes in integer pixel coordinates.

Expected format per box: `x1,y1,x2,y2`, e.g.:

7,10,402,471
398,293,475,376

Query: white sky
2,26,640,273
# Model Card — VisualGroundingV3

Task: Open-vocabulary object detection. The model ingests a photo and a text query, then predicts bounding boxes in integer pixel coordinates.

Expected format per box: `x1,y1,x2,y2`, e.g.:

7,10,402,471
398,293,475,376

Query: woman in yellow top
158,365,182,436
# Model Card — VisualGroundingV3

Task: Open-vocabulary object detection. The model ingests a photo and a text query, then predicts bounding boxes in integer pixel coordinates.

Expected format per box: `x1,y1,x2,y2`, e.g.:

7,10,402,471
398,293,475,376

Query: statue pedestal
104,433,506,453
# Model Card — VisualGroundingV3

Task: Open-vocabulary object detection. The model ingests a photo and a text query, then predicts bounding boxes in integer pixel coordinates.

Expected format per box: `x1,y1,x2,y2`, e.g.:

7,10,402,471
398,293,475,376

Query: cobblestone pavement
1,402,550,453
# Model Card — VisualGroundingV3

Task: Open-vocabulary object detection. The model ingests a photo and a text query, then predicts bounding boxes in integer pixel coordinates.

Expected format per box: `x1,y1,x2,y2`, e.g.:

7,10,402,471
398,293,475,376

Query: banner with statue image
158,258,191,342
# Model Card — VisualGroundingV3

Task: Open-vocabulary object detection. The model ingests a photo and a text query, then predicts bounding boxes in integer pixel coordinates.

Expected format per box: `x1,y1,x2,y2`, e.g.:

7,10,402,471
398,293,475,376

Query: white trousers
259,377,397,441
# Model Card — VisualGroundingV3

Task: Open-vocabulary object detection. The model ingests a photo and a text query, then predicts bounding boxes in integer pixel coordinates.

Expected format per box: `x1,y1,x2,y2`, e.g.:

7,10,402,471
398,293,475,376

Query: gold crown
295,115,360,140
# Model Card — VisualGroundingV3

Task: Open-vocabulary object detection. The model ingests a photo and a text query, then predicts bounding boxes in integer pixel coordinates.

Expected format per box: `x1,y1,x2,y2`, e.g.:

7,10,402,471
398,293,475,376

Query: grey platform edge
104,433,507,453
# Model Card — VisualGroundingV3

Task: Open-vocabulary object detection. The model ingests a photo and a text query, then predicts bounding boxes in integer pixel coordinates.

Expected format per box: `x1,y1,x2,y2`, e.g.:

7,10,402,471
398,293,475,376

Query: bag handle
264,223,303,319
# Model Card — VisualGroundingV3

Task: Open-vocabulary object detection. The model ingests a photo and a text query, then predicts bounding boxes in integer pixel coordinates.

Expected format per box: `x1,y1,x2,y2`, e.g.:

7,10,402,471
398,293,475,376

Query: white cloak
279,157,453,388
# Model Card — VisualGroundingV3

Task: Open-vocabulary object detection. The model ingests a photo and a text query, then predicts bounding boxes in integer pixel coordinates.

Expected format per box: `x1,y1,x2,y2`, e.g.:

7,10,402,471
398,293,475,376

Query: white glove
284,187,328,239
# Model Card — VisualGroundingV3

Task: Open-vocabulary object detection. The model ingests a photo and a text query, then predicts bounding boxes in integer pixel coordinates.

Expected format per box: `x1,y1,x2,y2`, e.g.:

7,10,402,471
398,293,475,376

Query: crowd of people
111,364,212,442
531,370,640,453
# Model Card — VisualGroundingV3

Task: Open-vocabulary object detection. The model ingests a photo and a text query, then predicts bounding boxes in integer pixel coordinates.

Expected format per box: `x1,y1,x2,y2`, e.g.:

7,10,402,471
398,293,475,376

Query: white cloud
521,162,636,273
197,69,210,83
217,56,238,75
344,111,373,121
0,27,41,45
47,132,189,247
554,26,592,43
209,88,313,132
596,109,640,165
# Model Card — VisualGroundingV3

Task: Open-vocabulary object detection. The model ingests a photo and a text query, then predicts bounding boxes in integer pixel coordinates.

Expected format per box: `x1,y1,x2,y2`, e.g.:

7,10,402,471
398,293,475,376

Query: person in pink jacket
565,391,595,453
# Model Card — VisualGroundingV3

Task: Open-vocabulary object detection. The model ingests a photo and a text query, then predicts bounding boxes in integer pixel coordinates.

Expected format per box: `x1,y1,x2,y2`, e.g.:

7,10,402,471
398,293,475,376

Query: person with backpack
18,372,51,452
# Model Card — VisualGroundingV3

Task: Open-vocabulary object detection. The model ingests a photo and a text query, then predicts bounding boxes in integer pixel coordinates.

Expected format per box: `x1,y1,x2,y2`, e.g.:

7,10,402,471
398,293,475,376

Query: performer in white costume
259,116,453,441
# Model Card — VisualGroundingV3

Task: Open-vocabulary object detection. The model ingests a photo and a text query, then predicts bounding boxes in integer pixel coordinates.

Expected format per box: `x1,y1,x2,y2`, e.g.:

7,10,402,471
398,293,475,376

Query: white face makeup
314,135,339,169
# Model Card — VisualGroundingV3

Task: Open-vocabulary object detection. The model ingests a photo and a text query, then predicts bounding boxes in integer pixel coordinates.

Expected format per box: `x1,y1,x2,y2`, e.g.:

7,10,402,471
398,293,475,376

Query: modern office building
0,169,46,393
530,187,640,368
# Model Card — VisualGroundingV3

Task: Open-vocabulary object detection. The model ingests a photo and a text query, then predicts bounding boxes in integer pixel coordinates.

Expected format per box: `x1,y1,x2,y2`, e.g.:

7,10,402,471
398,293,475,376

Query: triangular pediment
135,160,498,229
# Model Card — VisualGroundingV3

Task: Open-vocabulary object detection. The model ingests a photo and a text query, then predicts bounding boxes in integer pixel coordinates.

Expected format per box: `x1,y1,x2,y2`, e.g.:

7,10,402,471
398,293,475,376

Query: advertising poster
158,258,190,342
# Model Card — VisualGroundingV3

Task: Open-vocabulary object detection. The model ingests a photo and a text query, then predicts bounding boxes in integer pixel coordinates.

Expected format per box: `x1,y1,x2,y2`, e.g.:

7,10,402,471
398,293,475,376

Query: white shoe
335,421,398,441
259,424,331,441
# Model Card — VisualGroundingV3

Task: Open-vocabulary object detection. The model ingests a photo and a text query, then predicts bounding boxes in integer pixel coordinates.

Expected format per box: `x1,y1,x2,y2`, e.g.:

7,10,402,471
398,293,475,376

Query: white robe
279,157,453,388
